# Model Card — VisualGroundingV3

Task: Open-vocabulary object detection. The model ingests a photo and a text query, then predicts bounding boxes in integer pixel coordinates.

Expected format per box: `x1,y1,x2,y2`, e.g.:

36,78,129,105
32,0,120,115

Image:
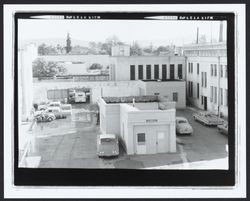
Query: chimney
196,27,199,44
219,21,223,42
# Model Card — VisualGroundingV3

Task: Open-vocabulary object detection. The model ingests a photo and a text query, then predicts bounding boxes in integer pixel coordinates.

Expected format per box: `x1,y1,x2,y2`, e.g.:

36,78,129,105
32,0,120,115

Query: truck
74,92,86,103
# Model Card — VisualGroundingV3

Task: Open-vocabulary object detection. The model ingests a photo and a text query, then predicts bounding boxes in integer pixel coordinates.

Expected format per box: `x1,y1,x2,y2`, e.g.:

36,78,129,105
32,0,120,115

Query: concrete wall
142,81,186,109
120,104,176,155
186,56,228,117
33,81,143,104
110,56,186,81
19,44,38,120
99,98,121,135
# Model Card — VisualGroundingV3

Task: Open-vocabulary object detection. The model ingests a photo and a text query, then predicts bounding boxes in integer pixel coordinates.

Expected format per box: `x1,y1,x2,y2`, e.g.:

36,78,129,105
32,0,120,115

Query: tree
38,43,57,55
88,63,103,70
130,41,142,56
66,33,72,54
32,58,67,77
198,34,207,44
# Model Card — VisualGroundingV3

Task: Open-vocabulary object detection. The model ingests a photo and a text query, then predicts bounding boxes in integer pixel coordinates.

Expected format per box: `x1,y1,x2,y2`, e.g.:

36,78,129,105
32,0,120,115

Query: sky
18,19,227,46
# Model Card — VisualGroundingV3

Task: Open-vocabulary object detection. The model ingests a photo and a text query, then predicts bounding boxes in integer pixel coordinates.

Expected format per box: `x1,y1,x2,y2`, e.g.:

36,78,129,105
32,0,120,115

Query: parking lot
26,104,228,169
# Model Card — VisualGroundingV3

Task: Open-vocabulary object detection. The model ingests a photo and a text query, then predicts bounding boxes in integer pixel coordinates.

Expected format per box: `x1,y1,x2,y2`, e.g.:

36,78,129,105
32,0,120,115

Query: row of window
188,82,228,107
188,63,199,74
211,64,228,78
210,86,228,106
130,64,183,80
188,62,228,79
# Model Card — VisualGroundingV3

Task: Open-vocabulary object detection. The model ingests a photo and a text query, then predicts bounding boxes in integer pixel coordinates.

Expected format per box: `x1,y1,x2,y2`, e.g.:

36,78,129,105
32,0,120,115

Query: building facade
18,43,38,121
183,42,228,117
110,55,186,81
99,96,176,155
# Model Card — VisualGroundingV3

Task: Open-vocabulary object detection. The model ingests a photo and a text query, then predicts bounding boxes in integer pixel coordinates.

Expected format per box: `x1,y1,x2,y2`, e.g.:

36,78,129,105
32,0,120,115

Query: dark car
97,134,119,157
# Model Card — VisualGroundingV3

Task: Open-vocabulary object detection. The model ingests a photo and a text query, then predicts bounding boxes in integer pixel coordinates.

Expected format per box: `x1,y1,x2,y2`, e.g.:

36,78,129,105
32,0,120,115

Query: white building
99,96,176,155
18,43,38,121
183,42,228,117
110,55,186,81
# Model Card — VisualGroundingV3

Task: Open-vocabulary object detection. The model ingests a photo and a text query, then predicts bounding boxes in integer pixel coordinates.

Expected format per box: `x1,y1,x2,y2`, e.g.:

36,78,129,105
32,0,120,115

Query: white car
176,117,193,135
48,101,62,108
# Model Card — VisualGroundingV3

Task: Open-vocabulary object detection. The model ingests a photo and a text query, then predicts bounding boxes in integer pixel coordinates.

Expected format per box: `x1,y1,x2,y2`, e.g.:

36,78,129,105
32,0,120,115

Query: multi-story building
183,42,228,117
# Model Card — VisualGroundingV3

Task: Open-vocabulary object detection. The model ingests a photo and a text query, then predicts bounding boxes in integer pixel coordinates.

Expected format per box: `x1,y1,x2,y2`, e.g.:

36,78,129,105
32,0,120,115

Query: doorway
204,96,207,110
156,132,165,153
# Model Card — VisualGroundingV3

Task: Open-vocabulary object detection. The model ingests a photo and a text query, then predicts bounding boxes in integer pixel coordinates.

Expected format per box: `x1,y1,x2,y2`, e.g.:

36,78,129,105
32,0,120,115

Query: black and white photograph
17,13,229,170
3,3,246,199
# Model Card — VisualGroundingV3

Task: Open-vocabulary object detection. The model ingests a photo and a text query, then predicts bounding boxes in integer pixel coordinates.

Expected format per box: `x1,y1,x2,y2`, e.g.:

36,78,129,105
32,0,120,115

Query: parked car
48,101,62,108
193,111,224,126
61,104,72,116
97,134,119,157
217,122,228,135
46,107,66,119
34,111,56,122
176,117,193,135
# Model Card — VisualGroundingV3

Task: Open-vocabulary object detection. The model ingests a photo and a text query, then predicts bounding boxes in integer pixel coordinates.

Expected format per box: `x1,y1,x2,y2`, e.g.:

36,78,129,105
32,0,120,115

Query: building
183,42,228,117
99,96,176,155
139,80,186,109
111,44,130,56
18,43,38,121
110,55,186,81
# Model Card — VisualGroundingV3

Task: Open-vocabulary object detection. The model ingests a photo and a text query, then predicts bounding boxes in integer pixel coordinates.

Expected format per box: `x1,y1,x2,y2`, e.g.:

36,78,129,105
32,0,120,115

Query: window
190,82,193,97
220,65,223,77
225,89,228,106
173,92,178,102
201,95,204,105
191,63,193,73
225,65,228,78
214,87,217,104
130,65,135,80
197,83,199,98
204,72,207,88
162,64,167,80
137,133,146,145
146,65,151,79
138,65,143,80
154,64,159,79
220,88,223,105
214,64,217,76
170,64,175,79
210,86,213,102
178,64,183,79
188,63,190,73
197,63,199,74
211,64,213,76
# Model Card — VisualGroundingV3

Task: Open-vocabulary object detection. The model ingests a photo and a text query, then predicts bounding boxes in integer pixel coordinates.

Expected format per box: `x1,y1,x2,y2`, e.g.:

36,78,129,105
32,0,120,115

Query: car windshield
178,120,187,124
100,138,116,144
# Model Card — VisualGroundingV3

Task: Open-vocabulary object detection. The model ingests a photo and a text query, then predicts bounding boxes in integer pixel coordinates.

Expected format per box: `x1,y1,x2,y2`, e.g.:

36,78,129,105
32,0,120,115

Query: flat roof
142,79,183,82
103,95,158,104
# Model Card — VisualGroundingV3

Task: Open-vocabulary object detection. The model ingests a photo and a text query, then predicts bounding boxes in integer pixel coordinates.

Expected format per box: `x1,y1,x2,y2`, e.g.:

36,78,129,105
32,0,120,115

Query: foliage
38,43,58,55
32,58,67,77
66,33,72,53
130,41,142,56
88,63,103,70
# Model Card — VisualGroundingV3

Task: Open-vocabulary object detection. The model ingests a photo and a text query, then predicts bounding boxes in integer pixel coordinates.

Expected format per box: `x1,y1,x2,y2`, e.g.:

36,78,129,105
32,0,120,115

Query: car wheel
48,117,53,122
203,122,207,126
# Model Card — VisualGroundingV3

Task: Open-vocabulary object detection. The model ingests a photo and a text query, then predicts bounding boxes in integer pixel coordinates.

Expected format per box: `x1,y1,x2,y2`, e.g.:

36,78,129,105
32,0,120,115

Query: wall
120,104,176,155
142,81,186,109
110,56,186,81
19,44,38,120
186,56,228,117
33,81,143,104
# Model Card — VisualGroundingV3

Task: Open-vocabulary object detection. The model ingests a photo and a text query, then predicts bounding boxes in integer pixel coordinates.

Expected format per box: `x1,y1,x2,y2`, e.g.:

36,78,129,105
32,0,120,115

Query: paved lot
26,105,228,169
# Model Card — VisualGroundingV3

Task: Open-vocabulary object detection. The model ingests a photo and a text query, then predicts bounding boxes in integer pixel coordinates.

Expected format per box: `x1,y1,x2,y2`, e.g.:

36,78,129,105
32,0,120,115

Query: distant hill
19,38,90,48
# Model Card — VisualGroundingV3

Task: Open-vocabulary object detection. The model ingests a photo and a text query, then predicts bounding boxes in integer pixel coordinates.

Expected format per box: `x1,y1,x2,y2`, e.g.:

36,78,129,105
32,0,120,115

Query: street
26,104,228,169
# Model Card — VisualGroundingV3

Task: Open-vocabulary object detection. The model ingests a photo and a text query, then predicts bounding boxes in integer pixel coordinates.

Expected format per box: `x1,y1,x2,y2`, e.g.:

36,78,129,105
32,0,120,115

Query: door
204,96,207,110
135,133,146,154
156,132,165,153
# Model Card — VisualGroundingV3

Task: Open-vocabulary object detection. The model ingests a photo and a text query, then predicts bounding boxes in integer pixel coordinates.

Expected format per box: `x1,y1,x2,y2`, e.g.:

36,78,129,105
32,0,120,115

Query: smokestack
219,21,223,42
196,27,199,44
